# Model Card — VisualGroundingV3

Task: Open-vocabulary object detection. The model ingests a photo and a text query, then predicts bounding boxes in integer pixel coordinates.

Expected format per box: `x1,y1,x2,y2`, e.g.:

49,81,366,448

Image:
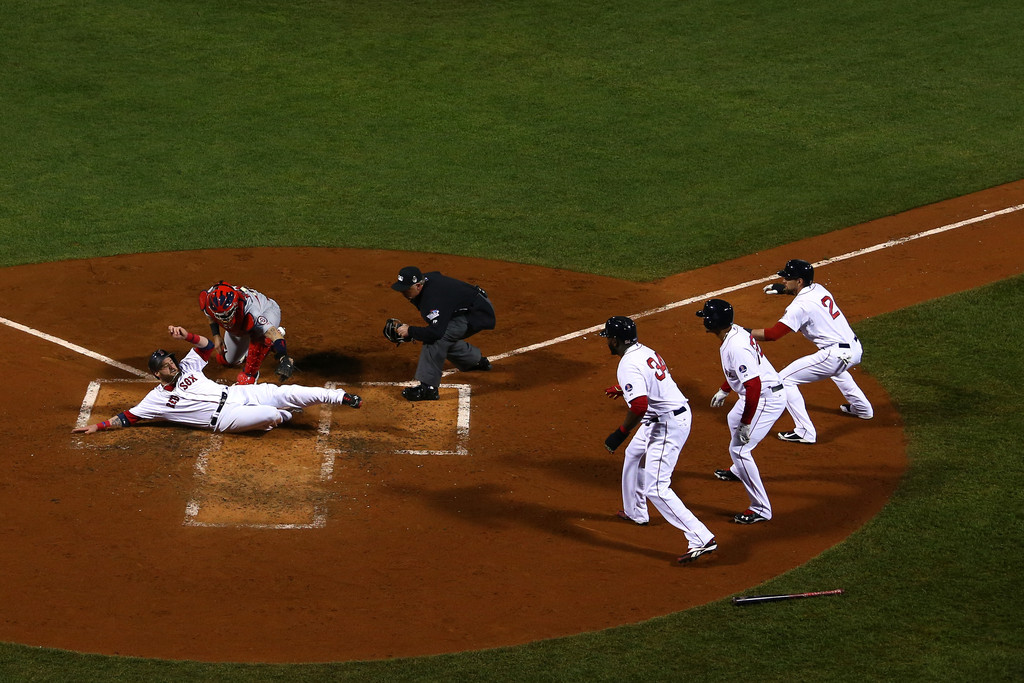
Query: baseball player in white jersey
72,326,360,436
600,316,717,564
199,281,293,385
697,299,787,524
752,260,873,444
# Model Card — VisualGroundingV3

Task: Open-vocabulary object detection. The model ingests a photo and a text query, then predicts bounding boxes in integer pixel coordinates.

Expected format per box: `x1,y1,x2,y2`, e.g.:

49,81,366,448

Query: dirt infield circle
1,180,1022,663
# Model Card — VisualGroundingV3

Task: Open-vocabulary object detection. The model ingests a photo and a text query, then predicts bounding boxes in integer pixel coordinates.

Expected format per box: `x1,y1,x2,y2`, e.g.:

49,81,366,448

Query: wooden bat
731,589,844,605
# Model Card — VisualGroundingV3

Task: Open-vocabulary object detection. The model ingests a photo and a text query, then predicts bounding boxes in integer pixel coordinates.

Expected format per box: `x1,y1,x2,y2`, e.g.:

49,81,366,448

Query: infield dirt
0,180,1021,662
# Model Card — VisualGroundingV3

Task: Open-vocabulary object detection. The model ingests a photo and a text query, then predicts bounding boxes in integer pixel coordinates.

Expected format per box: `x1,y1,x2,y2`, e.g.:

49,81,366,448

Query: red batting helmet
205,281,242,324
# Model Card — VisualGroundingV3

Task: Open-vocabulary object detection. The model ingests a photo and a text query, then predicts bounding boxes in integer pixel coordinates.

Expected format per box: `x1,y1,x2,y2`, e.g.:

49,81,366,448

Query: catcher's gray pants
414,315,483,388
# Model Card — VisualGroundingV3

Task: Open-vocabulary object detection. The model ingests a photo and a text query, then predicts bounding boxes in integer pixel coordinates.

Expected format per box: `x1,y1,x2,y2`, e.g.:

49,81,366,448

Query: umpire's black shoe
402,384,439,401
468,356,491,372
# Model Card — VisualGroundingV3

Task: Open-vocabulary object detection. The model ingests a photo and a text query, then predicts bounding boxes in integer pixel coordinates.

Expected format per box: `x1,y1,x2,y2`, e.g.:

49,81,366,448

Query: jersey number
821,296,842,320
748,335,765,361
647,353,667,381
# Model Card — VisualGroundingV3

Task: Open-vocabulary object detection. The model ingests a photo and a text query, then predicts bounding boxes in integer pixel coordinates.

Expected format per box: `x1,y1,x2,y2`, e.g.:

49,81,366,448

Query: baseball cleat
777,431,814,444
616,510,649,526
732,509,769,524
402,384,439,401
714,469,740,481
840,404,872,420
236,371,259,385
677,538,717,564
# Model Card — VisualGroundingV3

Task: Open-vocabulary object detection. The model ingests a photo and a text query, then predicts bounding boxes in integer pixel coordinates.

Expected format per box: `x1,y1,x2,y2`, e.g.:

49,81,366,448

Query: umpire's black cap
391,266,424,292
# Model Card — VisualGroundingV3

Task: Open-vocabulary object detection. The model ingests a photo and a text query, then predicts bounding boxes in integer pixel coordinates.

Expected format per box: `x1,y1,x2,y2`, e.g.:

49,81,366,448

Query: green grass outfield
1,1,1022,680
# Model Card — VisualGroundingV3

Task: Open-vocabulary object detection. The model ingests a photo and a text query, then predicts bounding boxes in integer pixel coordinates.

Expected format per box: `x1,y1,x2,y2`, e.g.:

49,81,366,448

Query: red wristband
186,332,200,345
97,420,110,431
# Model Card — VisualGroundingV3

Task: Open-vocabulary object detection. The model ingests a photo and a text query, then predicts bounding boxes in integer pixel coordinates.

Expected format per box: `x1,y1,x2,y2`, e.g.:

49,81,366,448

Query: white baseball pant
779,340,872,443
723,389,787,519
620,409,715,550
214,384,346,433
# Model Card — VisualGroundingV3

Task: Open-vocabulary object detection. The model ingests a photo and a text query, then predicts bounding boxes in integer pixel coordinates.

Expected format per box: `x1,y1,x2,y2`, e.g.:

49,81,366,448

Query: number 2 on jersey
647,353,667,381
821,295,842,320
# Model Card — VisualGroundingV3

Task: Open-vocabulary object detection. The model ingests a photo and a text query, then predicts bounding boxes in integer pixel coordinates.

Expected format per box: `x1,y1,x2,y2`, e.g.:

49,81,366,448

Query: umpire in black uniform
391,266,496,401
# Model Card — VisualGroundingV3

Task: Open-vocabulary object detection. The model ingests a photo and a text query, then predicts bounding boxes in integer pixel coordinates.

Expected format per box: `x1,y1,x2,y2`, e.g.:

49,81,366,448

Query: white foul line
0,315,148,377
4,201,1020,377
444,201,1024,371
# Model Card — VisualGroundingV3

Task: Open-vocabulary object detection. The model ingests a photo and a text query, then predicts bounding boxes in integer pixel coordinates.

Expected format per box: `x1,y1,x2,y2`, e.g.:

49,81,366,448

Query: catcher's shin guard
239,338,271,383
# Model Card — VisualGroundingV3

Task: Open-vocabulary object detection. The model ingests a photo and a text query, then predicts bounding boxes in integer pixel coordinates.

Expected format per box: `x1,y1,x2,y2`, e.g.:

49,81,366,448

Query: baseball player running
600,316,717,564
752,259,873,444
73,326,361,435
199,281,293,385
697,299,786,524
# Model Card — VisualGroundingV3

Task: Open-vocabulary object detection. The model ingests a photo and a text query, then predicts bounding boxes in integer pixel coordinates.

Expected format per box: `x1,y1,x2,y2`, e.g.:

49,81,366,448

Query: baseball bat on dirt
731,589,844,606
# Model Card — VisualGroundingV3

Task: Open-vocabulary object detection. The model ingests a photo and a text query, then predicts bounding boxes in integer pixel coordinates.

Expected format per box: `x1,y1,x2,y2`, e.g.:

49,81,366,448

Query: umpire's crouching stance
389,266,495,401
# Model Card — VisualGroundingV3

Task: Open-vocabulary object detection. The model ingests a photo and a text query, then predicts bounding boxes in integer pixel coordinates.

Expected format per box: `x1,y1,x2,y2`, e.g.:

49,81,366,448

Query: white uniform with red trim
127,349,347,433
776,283,873,442
718,325,787,520
616,342,714,550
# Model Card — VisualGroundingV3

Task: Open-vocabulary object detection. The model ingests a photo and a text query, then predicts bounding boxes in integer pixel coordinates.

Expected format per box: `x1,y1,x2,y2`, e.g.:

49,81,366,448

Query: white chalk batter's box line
72,379,472,529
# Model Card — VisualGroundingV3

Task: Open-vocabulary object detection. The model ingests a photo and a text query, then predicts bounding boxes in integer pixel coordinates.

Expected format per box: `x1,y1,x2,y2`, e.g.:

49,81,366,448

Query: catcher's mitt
275,354,295,380
383,318,409,345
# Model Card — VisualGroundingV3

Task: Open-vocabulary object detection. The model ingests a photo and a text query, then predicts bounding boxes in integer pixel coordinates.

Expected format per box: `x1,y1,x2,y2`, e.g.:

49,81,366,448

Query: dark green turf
1,0,1022,679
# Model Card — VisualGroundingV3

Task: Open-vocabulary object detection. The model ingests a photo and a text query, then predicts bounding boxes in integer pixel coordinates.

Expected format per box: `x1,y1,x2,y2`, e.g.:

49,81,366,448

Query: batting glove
737,423,752,444
605,385,623,400
764,283,786,295
711,388,729,408
605,426,628,452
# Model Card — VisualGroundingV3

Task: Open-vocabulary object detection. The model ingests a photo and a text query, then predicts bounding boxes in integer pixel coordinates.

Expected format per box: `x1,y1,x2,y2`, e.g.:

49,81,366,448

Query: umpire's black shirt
406,272,496,343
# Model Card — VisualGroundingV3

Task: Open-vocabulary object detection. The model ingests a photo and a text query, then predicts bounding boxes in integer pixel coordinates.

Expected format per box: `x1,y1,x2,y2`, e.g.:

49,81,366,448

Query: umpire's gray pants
414,316,483,387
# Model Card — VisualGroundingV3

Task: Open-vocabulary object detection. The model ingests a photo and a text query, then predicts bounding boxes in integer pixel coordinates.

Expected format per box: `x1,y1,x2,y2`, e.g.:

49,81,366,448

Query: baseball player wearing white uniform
600,316,717,564
697,299,786,524
73,326,361,436
753,259,873,444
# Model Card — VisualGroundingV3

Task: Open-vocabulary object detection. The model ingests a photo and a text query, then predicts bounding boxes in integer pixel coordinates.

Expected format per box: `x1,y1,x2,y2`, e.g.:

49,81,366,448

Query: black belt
771,384,783,392
209,390,229,427
646,405,687,423
837,336,859,349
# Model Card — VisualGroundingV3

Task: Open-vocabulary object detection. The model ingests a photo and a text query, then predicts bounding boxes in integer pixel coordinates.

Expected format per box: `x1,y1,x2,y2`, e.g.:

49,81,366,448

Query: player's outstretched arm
72,412,131,435
168,325,210,348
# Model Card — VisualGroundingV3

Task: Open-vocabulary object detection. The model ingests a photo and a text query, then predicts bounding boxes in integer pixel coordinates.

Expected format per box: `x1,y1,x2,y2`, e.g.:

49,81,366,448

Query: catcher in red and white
198,281,294,384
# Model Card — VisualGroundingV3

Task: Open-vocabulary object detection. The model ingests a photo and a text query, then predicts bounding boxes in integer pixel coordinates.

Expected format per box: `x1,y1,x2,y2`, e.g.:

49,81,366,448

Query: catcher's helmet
696,299,734,331
205,281,241,324
599,316,638,344
777,259,814,284
148,349,179,375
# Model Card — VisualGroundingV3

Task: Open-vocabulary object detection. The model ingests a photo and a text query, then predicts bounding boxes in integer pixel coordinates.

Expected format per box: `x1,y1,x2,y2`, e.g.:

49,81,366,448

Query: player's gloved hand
737,423,753,446
764,283,786,295
605,427,628,453
275,354,295,380
836,349,853,371
711,388,729,408
342,393,362,409
605,385,623,400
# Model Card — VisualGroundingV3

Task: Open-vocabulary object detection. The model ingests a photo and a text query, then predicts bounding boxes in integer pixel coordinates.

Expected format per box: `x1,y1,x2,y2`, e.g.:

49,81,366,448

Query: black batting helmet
148,349,179,375
777,259,814,284
599,316,638,344
696,299,734,331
